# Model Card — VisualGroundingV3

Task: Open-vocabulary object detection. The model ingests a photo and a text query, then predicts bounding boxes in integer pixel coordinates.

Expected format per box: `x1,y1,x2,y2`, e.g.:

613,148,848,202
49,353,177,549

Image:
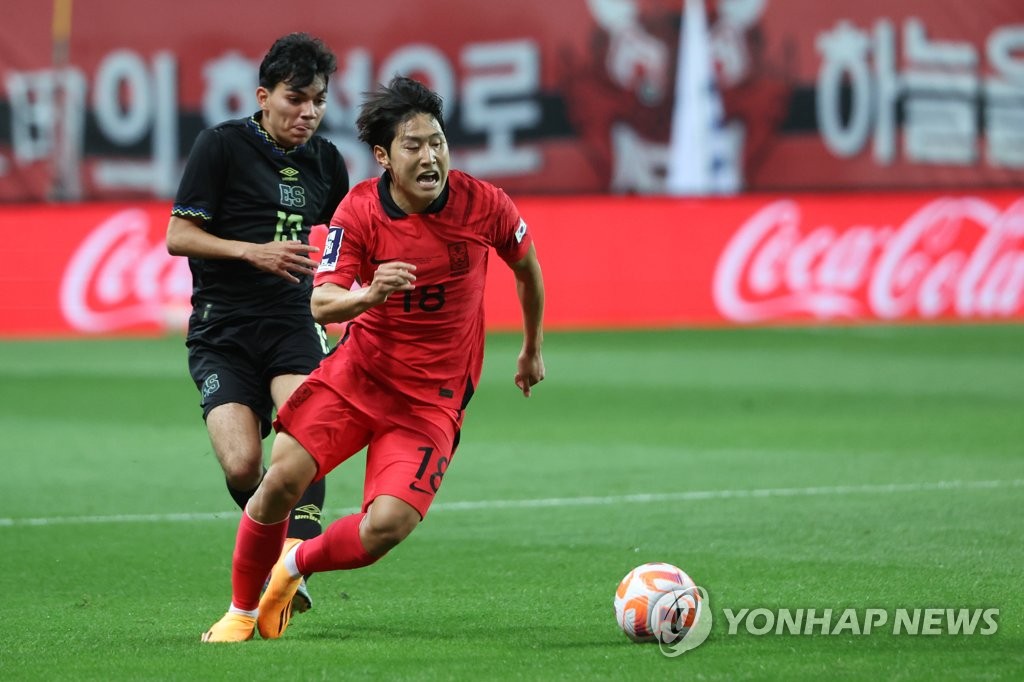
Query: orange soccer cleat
257,538,304,639
201,612,256,643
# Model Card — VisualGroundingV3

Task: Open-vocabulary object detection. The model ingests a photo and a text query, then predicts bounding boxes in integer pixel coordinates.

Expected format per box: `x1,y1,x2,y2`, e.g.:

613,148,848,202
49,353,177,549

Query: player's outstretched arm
509,244,545,397
311,262,417,324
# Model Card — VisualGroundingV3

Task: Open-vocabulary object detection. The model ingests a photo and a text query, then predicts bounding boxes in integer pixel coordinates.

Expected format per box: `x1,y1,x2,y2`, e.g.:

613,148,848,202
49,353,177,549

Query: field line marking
1,478,1021,528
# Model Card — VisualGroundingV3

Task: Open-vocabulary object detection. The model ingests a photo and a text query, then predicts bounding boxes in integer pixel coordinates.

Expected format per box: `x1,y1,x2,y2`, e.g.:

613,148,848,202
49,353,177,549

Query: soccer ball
614,562,702,643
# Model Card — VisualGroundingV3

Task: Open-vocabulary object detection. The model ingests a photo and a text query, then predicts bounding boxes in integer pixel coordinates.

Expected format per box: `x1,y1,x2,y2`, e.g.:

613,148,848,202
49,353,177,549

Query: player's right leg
255,373,371,639
205,399,319,615
251,433,320,639
190,332,320,615
201,510,289,643
202,435,317,643
204,404,320,614
187,334,271,511
206,403,265,497
270,373,327,613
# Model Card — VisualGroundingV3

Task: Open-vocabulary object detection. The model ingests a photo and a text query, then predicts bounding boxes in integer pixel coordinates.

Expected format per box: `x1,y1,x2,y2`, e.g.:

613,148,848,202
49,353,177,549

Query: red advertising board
3,191,1022,338
2,0,1022,201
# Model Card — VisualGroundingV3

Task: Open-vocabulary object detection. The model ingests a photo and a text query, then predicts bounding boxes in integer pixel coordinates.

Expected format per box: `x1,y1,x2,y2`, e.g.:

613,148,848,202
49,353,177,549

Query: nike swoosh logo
369,256,399,264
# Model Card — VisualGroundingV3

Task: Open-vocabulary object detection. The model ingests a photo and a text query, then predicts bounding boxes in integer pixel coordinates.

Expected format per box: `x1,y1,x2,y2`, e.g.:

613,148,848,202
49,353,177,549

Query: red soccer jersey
314,170,533,409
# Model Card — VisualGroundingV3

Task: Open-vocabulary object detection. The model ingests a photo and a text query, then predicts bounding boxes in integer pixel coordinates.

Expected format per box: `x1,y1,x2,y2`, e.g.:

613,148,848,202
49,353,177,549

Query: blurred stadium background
3,0,1023,334
1,1,1022,679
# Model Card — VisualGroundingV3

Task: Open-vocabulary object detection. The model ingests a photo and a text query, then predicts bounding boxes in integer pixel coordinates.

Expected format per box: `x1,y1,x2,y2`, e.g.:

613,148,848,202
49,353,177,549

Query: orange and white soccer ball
613,562,702,643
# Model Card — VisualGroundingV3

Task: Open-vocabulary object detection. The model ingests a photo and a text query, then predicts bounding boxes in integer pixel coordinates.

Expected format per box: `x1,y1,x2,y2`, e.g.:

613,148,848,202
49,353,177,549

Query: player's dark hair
259,33,337,90
356,75,446,151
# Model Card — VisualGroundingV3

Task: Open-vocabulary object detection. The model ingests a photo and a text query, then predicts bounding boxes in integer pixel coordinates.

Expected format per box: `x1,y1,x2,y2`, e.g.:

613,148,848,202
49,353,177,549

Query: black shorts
186,314,329,438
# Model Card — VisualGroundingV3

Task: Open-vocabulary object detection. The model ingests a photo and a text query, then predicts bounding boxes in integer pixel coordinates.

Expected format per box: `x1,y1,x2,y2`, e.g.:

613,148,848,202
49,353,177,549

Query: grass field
1,325,1022,680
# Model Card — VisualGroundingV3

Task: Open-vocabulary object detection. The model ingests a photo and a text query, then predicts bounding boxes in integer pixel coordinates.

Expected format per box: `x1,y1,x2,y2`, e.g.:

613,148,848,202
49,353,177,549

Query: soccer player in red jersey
202,75,545,642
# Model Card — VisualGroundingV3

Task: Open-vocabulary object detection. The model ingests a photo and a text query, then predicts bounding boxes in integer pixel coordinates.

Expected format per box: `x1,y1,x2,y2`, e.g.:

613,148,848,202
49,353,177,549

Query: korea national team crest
317,226,344,272
448,241,469,275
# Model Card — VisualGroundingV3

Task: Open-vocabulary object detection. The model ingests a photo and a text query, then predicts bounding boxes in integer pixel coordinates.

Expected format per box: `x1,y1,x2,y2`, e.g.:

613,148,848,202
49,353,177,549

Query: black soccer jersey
171,112,349,319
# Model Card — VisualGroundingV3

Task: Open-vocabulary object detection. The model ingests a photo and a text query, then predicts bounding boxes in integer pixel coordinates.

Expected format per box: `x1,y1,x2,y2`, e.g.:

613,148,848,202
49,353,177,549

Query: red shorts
273,363,462,519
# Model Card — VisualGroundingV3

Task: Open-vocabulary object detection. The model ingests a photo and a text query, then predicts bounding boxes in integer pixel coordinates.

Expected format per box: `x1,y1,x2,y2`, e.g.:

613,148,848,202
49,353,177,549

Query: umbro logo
292,504,322,523
280,167,300,181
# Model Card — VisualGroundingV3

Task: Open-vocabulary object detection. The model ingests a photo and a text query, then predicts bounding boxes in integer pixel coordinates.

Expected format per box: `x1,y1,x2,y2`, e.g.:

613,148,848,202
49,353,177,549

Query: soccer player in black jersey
166,33,349,615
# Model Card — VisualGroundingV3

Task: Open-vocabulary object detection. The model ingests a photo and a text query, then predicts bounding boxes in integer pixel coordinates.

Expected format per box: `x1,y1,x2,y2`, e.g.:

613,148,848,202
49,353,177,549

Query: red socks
228,511,378,610
296,512,380,574
231,511,288,611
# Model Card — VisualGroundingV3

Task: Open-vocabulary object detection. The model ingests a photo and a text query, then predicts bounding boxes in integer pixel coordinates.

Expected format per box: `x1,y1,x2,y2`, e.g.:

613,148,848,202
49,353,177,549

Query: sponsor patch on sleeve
317,226,344,272
514,218,528,244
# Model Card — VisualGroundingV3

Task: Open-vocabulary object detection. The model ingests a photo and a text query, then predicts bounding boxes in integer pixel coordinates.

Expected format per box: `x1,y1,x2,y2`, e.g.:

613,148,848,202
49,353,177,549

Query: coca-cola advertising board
2,191,1022,338
1,0,1022,202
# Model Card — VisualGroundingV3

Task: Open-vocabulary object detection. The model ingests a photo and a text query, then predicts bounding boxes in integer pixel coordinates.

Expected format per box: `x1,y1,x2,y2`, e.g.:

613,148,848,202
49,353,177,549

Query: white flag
667,0,740,195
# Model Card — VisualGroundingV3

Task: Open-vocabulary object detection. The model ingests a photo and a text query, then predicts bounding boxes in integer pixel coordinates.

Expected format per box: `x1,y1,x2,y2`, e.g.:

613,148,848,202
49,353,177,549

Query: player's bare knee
361,524,407,555
248,470,305,522
261,470,305,508
221,459,263,491
362,509,419,554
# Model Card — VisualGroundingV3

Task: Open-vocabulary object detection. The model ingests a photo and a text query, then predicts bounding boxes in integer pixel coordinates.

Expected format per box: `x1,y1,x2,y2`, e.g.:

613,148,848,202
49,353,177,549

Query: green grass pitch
0,326,1021,680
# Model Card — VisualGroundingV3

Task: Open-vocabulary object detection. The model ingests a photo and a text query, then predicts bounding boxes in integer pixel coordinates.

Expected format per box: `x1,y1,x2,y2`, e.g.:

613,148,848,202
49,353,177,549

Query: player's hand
366,261,417,305
514,348,545,397
244,240,320,283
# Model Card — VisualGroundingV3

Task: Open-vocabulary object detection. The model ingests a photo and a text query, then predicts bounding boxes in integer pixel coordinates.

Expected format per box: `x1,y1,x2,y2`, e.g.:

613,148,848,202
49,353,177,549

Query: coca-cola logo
713,197,1024,323
60,208,192,332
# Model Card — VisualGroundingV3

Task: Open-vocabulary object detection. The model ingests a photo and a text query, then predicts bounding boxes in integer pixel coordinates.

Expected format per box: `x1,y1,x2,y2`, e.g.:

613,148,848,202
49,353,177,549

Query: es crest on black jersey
279,184,306,208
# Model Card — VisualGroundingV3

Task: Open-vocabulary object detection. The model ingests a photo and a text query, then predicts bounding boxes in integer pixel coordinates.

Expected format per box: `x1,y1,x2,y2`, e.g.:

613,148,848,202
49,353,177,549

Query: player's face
377,112,450,214
256,76,328,148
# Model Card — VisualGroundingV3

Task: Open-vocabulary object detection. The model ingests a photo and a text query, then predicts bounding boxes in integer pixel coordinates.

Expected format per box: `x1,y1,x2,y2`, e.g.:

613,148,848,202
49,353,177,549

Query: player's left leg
284,411,458,579
354,494,421,556
250,432,331,640
257,428,441,640
291,494,419,576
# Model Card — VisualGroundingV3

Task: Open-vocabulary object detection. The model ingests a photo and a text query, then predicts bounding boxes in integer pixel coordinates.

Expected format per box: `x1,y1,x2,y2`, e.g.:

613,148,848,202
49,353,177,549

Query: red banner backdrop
3,191,1022,338
2,0,1022,201
744,0,1024,191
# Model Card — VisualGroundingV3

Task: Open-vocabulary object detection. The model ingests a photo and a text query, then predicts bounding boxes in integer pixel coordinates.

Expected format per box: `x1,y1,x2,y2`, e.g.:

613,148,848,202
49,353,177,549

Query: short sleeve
313,199,363,290
314,142,350,225
492,189,533,265
170,129,227,226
